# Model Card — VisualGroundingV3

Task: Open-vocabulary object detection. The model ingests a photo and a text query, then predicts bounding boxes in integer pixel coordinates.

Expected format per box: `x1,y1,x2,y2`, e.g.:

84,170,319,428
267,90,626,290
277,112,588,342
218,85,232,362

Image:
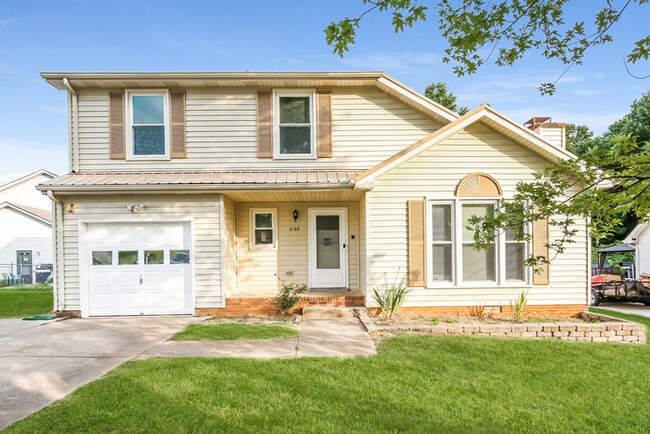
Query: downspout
61,78,79,174
47,190,65,313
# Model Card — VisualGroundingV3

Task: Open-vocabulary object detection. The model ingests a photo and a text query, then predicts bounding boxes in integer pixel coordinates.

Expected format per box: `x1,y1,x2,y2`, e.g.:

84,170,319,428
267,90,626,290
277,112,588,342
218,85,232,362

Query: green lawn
0,285,53,318
7,332,650,433
173,322,299,341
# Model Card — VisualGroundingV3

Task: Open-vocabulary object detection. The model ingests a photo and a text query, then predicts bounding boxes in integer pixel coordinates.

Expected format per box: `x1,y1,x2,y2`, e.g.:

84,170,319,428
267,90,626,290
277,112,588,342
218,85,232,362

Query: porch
199,288,366,316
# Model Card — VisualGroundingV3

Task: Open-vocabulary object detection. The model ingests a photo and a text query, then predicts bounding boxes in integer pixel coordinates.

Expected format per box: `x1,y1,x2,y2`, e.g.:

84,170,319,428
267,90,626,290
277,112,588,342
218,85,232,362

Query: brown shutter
109,92,125,159
408,199,426,287
316,90,332,158
532,216,550,285
257,91,273,158
170,92,186,158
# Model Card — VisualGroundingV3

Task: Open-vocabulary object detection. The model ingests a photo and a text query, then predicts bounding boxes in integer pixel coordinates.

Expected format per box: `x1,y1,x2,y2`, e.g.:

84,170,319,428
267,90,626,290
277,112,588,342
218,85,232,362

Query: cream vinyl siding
366,123,588,307
236,202,359,294
222,196,238,298
75,88,439,172
58,194,222,311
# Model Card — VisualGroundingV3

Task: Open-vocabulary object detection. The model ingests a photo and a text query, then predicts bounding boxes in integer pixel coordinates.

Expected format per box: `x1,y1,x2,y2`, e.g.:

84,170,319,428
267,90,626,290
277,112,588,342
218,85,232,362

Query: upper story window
274,91,316,158
126,90,170,159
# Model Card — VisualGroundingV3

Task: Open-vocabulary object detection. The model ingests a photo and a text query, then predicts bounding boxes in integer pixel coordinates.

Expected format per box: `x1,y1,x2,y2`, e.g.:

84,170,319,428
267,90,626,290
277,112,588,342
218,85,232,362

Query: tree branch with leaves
325,0,649,95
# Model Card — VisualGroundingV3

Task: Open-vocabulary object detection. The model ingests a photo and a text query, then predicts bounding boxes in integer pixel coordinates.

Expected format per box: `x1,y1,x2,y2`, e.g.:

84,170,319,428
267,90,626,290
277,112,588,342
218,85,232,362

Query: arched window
455,173,502,197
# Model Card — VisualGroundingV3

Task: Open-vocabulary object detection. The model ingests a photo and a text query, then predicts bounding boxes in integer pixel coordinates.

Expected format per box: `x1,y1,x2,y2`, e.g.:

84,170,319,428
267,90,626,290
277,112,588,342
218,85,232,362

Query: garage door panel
86,222,193,316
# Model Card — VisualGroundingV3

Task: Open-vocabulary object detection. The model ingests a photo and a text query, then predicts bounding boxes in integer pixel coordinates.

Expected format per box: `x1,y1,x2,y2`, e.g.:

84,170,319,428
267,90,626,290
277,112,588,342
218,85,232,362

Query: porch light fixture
293,209,299,222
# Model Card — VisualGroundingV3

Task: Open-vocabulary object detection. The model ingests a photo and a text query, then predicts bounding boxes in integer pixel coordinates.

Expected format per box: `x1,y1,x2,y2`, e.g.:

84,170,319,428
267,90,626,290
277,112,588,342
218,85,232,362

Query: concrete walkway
1,313,375,429
140,316,377,359
597,302,650,318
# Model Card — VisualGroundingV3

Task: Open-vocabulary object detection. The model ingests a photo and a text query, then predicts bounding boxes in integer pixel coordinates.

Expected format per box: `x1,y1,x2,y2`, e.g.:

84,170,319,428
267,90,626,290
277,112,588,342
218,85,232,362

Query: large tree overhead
423,81,469,114
325,0,649,95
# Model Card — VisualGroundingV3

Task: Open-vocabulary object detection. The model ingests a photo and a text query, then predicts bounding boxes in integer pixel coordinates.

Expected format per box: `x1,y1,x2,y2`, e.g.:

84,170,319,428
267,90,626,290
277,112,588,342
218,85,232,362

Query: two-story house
38,72,589,318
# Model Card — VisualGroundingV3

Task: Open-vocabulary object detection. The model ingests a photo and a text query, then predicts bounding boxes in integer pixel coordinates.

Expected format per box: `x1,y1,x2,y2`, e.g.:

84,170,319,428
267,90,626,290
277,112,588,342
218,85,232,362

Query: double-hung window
250,208,277,248
428,200,528,286
126,90,169,159
274,91,316,158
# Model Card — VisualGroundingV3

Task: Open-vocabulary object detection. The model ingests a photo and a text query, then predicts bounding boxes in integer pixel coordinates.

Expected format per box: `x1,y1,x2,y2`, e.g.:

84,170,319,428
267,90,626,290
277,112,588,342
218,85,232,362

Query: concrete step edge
302,306,367,319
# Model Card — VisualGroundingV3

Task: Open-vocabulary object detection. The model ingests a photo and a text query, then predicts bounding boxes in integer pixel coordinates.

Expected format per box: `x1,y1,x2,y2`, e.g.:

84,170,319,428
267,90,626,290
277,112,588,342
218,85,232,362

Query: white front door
309,208,348,288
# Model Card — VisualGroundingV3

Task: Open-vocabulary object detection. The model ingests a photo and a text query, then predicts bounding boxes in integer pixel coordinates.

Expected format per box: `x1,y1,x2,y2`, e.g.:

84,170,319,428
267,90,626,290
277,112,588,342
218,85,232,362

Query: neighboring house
626,224,650,277
0,170,56,284
37,72,589,318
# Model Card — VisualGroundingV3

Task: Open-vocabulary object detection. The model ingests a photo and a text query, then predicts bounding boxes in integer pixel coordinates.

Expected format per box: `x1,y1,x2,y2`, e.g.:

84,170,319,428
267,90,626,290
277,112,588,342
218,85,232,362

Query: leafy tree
565,123,594,155
606,90,650,144
325,0,650,95
424,81,469,115
466,134,650,269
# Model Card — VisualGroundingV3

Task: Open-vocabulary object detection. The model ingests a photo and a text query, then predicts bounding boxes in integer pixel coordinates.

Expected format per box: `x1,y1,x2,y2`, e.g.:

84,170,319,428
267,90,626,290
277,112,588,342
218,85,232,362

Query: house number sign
289,226,301,232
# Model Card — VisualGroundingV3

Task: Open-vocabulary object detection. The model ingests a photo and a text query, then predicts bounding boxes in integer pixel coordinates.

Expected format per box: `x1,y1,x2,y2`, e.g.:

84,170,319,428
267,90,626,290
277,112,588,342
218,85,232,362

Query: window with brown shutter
532,216,550,285
109,92,125,159
317,90,332,158
257,91,273,158
408,199,426,287
170,92,186,159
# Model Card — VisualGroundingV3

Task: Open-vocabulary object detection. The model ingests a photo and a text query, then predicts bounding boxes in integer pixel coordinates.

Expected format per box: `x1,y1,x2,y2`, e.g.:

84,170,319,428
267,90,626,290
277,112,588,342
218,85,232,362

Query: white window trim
125,89,171,161
426,198,531,288
272,90,317,159
250,208,278,249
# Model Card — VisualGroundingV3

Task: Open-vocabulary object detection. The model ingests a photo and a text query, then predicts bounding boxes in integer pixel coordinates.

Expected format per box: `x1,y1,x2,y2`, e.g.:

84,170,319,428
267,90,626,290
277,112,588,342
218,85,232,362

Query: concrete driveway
597,302,650,318
0,316,196,430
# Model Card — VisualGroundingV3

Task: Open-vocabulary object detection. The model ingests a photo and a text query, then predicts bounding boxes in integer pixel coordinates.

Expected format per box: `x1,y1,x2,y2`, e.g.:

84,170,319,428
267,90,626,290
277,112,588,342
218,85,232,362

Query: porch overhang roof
36,170,366,194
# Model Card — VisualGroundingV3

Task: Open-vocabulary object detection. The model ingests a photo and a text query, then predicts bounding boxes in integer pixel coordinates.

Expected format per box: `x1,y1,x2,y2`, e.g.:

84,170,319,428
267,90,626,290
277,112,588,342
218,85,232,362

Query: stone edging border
357,311,647,344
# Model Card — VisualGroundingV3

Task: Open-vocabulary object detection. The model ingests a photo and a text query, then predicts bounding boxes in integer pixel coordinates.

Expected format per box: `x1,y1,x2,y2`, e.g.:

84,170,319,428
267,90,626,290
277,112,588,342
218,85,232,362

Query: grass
0,285,53,318
172,322,298,341
590,306,650,329
6,334,650,433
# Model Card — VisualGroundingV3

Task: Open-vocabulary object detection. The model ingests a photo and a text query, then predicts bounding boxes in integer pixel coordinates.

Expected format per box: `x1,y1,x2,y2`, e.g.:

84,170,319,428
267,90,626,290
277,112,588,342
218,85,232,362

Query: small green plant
274,274,308,314
430,316,440,325
510,290,529,322
372,272,409,320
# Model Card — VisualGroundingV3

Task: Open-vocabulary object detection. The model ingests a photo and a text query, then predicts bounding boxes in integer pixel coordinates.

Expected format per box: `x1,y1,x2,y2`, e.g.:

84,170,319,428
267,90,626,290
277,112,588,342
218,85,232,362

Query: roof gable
355,104,576,189
0,202,52,225
0,169,57,193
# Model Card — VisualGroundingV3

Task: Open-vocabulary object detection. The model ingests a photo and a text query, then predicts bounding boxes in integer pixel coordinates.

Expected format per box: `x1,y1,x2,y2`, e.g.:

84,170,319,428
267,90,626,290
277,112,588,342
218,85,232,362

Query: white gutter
61,78,79,174
47,191,65,313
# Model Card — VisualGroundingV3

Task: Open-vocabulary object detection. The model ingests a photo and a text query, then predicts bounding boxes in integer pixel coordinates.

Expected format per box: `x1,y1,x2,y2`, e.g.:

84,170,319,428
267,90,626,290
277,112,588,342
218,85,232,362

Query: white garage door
85,222,193,316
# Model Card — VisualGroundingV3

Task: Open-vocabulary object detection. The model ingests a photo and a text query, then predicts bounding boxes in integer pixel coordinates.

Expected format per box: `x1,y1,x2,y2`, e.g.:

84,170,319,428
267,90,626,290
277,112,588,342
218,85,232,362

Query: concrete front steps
198,294,366,316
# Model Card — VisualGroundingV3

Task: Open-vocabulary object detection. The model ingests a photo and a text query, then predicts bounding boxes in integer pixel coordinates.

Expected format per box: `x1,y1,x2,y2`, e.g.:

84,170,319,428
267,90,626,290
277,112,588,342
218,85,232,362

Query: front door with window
17,250,32,284
309,208,348,288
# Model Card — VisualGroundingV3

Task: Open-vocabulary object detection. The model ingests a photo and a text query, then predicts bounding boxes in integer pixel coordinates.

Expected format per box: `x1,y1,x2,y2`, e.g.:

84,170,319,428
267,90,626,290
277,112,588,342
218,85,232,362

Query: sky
1,0,648,185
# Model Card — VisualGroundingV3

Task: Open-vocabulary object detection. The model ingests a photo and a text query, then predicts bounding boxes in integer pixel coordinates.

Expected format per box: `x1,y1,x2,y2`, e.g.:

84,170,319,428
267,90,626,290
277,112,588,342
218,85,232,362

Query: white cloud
342,52,440,74
572,89,605,96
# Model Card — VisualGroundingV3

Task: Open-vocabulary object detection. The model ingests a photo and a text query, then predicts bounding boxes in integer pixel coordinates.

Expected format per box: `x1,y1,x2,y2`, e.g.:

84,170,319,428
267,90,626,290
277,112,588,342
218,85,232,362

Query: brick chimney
524,117,566,149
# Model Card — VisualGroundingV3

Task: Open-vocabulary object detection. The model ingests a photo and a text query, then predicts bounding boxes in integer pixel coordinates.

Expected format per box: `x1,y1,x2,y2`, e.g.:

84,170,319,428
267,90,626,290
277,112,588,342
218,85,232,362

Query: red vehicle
591,274,650,306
